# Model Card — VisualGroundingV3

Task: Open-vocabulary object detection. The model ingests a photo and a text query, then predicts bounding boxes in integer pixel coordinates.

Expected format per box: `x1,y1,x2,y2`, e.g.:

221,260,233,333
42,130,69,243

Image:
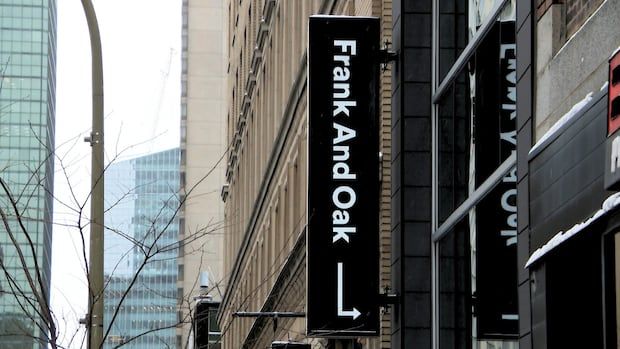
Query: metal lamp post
80,0,105,348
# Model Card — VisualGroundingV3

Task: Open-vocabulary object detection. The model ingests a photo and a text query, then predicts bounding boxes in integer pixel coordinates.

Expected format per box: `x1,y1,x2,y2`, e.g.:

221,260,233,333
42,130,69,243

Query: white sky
51,1,181,347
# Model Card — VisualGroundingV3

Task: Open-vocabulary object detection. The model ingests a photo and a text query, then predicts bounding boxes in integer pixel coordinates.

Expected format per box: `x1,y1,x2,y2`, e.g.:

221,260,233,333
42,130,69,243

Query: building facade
177,0,228,347
0,1,57,348
103,148,180,348
518,0,620,347
215,0,620,348
391,0,523,347
392,0,620,347
218,0,392,348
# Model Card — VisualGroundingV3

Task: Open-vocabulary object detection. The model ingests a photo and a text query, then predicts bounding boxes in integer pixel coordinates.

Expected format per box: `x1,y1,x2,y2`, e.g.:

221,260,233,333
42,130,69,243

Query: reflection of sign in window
473,20,519,339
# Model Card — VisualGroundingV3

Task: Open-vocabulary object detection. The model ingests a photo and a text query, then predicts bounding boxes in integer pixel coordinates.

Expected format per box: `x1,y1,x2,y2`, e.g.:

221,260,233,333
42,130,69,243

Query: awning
525,192,620,268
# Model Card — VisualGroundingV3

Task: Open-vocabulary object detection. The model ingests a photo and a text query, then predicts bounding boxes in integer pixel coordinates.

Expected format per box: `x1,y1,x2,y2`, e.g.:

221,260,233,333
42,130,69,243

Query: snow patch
525,192,620,268
529,92,594,156
601,81,609,92
611,45,620,60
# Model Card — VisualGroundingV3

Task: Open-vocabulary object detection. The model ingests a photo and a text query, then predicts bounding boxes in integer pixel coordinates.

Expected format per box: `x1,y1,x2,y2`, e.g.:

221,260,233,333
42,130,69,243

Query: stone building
218,0,393,348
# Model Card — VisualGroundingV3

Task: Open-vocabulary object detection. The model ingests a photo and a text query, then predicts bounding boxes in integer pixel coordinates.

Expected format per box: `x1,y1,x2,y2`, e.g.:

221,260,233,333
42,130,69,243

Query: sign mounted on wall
307,15,380,337
605,49,620,190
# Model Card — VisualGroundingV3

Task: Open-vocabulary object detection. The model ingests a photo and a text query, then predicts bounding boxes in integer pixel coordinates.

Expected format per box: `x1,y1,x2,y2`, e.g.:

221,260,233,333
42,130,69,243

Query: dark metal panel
528,89,607,162
529,93,609,249
404,257,431,292
517,176,530,234
516,14,532,81
518,280,533,340
392,151,402,194
519,334,533,349
516,0,531,31
392,222,402,265
517,229,530,284
404,83,432,116
531,172,606,250
404,117,432,151
516,0,534,343
392,0,434,347
392,85,402,129
404,152,431,186
391,2,406,347
516,69,532,136
392,188,402,230
403,329,431,349
404,292,432,327
404,13,432,47
404,187,431,221
403,222,431,257
404,48,432,82
404,0,431,13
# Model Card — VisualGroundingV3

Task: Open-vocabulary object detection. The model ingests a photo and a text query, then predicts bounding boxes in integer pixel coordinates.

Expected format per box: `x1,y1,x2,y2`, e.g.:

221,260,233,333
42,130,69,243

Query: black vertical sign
474,20,518,339
307,16,380,337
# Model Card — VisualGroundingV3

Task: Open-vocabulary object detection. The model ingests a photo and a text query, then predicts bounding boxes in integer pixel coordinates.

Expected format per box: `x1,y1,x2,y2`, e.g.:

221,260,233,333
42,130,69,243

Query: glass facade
433,0,518,347
103,148,180,348
0,1,56,348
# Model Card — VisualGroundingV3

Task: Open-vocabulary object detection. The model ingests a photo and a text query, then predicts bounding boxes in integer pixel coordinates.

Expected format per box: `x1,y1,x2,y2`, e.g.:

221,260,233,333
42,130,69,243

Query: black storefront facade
391,0,522,347
524,85,620,347
391,0,620,348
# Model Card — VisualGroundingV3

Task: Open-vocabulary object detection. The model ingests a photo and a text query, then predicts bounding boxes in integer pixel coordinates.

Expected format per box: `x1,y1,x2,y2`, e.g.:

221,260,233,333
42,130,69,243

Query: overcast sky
51,1,181,347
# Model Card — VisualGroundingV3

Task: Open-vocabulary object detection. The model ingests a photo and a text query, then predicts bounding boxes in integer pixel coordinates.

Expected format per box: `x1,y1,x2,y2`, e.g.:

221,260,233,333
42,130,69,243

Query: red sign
607,49,620,135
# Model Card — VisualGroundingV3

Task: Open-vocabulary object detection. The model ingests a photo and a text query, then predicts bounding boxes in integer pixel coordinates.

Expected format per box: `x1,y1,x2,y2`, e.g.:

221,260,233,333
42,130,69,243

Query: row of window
0,63,48,78
0,3,48,17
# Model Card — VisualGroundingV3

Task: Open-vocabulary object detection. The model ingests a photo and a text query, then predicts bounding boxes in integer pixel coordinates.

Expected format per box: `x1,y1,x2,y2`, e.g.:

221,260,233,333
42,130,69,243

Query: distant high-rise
0,1,57,348
177,0,227,347
103,148,180,348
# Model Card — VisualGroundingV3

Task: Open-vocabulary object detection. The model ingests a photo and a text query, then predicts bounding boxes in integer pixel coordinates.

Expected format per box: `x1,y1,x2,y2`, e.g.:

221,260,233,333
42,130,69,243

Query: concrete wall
535,0,619,141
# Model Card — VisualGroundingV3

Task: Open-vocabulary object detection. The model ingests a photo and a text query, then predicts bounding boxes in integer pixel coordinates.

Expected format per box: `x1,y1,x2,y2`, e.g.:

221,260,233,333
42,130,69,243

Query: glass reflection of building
435,0,517,347
0,1,57,348
393,0,520,347
103,148,180,348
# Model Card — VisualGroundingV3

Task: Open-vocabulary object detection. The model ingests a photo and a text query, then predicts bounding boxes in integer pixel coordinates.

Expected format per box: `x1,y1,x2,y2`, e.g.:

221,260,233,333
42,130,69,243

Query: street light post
80,0,105,348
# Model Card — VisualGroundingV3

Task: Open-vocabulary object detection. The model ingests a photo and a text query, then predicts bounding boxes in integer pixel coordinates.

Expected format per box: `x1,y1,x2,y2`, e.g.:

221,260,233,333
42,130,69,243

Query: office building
103,148,180,348
218,1,393,348
177,0,228,347
0,1,57,348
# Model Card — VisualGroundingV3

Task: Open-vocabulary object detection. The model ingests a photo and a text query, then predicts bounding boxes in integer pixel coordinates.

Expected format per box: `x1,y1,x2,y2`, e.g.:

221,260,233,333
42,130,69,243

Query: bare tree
0,77,232,348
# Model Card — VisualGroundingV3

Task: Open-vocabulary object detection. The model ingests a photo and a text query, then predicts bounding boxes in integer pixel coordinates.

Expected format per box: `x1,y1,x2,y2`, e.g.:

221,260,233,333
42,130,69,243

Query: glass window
433,0,518,347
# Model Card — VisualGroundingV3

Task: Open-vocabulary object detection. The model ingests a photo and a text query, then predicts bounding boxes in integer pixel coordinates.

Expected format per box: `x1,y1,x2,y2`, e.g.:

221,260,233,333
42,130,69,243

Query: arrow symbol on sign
337,262,361,320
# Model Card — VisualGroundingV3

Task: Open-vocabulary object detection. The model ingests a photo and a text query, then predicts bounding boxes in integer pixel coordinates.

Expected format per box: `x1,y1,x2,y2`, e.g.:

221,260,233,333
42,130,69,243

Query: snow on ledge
601,81,609,92
525,192,620,268
529,92,594,156
611,45,620,60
